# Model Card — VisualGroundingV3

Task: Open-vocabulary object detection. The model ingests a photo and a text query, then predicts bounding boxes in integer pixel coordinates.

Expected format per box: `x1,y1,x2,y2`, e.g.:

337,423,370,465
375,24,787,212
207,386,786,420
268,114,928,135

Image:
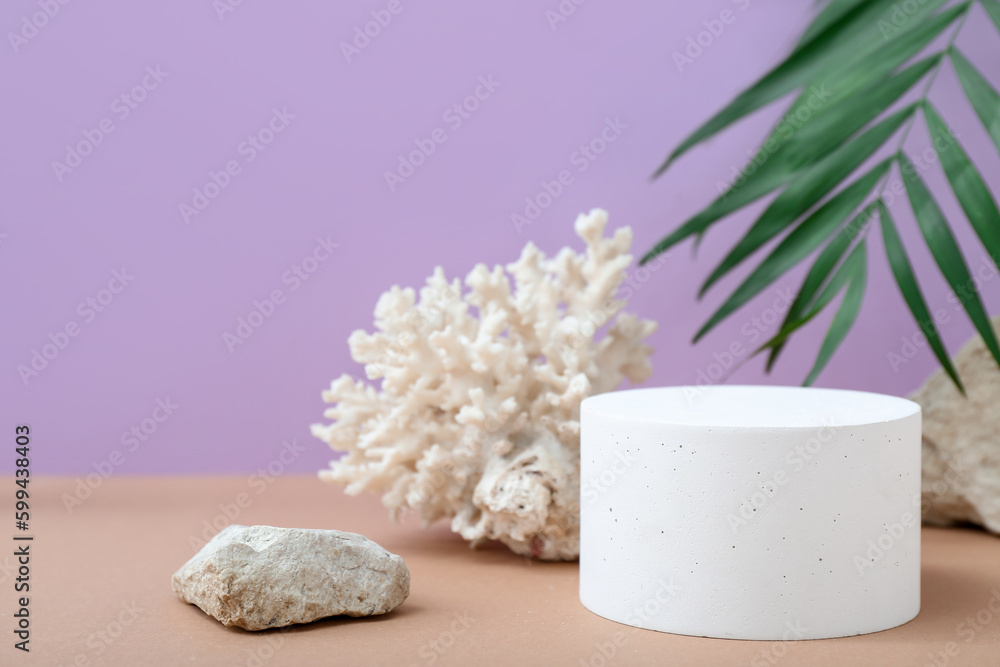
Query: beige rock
172,525,409,630
911,315,1000,534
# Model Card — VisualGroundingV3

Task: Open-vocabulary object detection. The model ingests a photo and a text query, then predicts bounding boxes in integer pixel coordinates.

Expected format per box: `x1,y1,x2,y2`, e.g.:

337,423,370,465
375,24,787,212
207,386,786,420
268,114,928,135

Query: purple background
3,0,999,475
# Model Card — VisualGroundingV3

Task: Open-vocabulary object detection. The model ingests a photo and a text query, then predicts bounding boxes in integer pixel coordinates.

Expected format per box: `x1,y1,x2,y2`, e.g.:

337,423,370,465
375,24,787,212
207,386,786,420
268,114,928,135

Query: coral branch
311,209,657,560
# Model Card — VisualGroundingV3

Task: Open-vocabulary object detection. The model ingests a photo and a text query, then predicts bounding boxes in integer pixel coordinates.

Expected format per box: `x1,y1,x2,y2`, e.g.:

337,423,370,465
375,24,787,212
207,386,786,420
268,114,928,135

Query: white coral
311,209,657,560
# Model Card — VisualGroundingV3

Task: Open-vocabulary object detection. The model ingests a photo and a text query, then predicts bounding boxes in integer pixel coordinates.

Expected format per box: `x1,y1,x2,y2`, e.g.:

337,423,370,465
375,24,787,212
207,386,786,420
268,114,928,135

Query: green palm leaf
981,0,1000,35
644,162,793,265
796,0,873,47
653,0,958,175
877,199,963,391
640,3,968,264
785,55,940,166
801,0,966,110
803,241,868,386
699,105,914,296
900,152,1000,368
694,160,890,342
756,238,867,351
642,3,969,265
763,204,877,370
950,47,1000,154
923,102,1000,271
643,0,998,388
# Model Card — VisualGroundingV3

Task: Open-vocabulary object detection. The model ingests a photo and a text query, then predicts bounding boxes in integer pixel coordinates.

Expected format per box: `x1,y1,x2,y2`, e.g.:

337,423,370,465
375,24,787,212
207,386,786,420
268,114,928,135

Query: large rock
911,316,1000,534
172,525,409,630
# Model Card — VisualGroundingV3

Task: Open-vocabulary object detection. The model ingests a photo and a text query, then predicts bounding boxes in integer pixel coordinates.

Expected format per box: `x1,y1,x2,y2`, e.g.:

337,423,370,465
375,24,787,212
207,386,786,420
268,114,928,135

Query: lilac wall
4,0,999,474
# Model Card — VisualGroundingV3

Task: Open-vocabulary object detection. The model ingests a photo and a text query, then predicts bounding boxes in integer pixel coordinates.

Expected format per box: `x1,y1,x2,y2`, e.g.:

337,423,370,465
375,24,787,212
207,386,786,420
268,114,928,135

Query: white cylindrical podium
579,386,921,640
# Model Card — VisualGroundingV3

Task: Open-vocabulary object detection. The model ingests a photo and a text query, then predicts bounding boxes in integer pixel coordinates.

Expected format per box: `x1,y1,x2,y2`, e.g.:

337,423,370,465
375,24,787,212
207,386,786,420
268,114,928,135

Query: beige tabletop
13,475,1000,666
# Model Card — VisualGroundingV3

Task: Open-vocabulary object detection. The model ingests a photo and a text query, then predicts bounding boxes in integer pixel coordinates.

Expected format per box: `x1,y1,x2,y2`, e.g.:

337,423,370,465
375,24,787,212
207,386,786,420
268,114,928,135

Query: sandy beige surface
8,475,1000,666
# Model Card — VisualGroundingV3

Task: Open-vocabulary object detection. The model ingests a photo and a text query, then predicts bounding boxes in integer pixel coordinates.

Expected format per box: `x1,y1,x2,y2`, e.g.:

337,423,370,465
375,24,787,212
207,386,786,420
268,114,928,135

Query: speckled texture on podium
581,386,922,639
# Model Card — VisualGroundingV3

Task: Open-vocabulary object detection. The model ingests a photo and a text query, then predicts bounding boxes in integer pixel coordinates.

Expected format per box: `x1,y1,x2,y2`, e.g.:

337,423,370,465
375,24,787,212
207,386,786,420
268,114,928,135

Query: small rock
172,525,409,630
911,315,1000,534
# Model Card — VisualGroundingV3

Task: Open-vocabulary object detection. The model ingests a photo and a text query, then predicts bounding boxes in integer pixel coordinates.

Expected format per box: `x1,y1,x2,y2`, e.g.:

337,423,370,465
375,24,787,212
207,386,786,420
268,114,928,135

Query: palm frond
647,0,1000,388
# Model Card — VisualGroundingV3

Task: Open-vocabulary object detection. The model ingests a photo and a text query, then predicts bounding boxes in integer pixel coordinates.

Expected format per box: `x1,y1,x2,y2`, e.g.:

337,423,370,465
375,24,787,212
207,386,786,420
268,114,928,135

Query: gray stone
911,315,1000,534
172,525,409,630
